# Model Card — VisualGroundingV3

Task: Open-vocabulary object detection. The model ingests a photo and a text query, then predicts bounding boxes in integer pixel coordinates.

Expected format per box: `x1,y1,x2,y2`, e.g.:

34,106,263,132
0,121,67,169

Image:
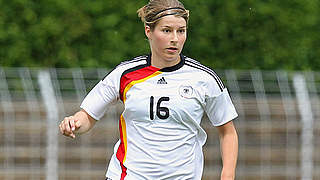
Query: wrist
221,175,234,180
221,170,235,180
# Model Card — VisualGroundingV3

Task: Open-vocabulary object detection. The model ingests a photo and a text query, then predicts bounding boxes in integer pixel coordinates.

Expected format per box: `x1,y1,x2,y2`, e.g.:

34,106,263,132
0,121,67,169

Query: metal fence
0,67,319,180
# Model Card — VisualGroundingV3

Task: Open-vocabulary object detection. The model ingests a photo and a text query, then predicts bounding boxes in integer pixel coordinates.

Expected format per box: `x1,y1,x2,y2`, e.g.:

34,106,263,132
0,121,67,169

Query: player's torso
120,66,206,179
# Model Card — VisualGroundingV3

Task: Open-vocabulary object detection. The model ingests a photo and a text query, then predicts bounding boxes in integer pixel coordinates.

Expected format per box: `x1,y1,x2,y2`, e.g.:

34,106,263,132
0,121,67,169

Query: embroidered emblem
179,85,193,98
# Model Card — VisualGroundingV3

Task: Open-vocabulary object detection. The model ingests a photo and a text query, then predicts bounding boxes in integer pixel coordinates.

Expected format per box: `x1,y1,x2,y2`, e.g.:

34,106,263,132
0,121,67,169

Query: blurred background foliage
0,0,319,70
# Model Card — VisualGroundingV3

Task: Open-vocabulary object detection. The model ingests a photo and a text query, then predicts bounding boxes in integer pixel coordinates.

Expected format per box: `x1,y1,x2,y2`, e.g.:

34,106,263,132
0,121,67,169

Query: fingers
69,118,75,131
59,116,77,139
74,119,81,129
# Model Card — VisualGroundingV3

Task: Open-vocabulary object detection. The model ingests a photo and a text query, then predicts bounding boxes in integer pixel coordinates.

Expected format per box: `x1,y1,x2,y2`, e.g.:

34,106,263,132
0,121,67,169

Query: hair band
153,7,186,17
150,7,186,22
153,12,182,21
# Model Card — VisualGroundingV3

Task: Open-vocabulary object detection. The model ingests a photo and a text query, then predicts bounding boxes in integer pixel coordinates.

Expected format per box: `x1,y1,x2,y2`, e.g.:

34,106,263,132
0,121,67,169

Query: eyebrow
160,25,187,29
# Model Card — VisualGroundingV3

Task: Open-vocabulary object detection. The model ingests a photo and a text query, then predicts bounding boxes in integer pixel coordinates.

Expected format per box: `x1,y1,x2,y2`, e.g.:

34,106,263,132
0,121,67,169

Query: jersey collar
147,54,185,72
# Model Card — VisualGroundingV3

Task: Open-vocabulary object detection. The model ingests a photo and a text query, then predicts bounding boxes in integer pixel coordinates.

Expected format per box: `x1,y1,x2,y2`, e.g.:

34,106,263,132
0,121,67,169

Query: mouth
166,47,179,53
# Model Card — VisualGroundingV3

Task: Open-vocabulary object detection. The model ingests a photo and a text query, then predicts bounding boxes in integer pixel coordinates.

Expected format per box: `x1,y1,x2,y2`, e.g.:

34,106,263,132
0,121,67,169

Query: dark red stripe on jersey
116,116,127,179
120,65,160,101
120,163,127,180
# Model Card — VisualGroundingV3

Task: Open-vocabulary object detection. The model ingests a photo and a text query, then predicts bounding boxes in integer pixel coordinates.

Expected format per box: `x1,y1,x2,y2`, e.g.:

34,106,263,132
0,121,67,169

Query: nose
171,31,178,43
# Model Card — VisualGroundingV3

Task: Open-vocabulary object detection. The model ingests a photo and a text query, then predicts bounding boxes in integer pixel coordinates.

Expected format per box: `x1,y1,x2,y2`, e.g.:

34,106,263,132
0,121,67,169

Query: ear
145,25,151,39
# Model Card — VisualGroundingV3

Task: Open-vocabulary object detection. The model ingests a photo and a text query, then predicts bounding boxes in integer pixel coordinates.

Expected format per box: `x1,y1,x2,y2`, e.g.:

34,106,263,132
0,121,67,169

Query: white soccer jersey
80,54,238,180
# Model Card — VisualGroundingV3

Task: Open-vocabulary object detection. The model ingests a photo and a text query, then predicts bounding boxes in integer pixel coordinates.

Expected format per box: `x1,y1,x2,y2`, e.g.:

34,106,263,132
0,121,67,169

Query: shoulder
117,55,148,68
115,55,149,72
183,56,216,76
183,56,225,92
103,55,149,80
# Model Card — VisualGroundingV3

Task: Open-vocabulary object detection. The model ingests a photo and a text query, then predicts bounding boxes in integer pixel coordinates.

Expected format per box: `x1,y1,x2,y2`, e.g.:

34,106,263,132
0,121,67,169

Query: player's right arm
59,58,145,138
59,64,122,139
59,109,96,139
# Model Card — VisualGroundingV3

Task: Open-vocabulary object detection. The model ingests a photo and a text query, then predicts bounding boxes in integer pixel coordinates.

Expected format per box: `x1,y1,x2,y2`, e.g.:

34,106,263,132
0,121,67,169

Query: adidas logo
157,77,167,84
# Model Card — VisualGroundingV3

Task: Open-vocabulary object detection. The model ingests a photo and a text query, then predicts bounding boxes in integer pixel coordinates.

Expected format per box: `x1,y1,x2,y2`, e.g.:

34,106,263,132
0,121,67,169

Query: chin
164,57,178,63
164,53,179,61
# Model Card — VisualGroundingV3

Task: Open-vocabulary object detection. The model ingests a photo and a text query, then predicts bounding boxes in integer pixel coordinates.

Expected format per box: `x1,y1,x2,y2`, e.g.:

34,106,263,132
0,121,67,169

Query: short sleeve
204,76,238,126
80,69,120,120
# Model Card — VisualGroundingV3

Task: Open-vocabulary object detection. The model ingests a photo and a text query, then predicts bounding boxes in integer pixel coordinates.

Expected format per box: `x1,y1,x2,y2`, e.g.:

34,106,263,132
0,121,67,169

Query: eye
178,29,186,33
162,29,171,33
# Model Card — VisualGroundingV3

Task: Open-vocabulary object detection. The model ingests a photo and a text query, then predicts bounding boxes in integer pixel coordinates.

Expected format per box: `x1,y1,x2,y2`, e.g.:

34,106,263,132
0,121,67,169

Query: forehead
156,15,187,28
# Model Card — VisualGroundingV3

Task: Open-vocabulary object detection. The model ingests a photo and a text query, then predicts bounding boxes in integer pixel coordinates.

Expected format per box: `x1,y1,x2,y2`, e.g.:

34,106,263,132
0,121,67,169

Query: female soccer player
59,0,238,179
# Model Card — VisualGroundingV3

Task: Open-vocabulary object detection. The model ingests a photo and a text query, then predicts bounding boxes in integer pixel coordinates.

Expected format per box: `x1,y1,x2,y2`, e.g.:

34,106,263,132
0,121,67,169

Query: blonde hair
137,0,189,30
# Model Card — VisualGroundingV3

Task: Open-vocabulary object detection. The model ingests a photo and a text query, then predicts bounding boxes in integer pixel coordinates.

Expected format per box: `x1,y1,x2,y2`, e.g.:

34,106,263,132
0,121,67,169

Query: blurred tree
0,0,319,70
184,0,320,70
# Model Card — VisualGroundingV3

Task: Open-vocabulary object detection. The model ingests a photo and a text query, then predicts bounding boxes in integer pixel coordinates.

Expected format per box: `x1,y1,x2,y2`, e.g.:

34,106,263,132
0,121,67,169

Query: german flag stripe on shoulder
119,65,161,102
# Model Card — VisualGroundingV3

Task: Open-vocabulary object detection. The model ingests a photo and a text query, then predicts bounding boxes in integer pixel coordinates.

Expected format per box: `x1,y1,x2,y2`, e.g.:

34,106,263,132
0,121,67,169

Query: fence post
251,70,271,180
19,68,41,179
276,71,299,179
0,68,15,179
293,73,314,180
38,70,59,180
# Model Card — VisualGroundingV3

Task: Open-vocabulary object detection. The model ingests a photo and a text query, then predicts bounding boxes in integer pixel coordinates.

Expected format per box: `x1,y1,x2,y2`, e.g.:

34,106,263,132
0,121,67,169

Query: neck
150,54,181,69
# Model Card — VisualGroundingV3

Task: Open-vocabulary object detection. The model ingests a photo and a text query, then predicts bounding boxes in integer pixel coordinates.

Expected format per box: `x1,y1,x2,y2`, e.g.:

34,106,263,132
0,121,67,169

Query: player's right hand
59,116,81,139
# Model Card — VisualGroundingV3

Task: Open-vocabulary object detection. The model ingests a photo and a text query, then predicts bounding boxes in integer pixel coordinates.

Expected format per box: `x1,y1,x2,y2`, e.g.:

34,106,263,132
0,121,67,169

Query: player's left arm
217,121,238,180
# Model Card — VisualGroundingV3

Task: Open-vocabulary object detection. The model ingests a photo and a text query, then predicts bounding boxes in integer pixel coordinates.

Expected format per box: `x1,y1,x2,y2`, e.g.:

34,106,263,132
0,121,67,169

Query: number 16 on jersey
149,96,170,120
